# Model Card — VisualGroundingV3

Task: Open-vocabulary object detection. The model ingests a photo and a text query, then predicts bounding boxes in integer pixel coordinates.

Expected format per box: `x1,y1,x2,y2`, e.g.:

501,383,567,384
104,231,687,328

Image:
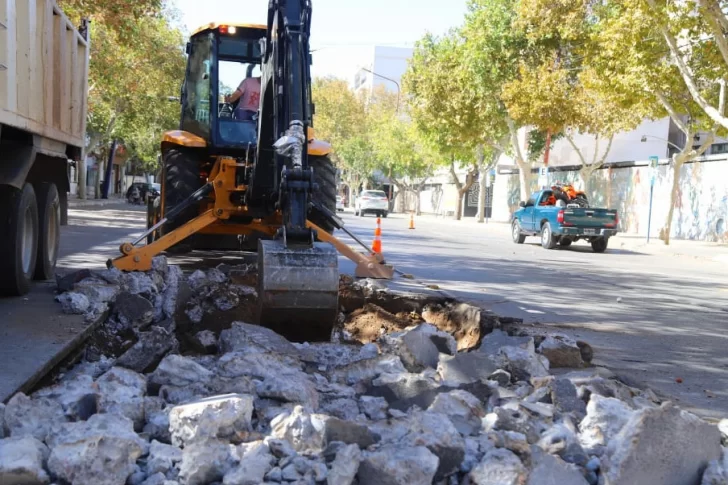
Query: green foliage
58,0,186,172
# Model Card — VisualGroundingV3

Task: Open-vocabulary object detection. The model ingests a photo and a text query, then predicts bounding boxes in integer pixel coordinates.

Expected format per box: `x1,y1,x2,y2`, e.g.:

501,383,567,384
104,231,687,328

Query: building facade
353,46,414,95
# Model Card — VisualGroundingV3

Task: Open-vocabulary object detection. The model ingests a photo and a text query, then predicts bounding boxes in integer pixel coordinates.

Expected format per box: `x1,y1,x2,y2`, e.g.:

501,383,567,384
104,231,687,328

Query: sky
173,0,468,85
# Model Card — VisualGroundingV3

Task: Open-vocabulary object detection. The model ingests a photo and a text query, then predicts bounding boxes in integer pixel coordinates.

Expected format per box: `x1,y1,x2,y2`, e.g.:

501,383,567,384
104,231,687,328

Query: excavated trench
55,265,496,375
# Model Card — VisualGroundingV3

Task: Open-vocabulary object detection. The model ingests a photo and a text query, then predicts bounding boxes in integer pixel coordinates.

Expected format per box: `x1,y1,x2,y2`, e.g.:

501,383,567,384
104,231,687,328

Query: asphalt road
3,202,727,420
338,211,728,419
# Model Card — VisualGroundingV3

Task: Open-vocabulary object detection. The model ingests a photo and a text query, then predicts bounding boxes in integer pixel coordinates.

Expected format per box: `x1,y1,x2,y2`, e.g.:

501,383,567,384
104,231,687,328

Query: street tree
59,0,185,197
503,0,647,194
366,88,435,214
311,77,370,193
640,0,728,131
586,0,723,244
460,0,533,203
404,31,500,220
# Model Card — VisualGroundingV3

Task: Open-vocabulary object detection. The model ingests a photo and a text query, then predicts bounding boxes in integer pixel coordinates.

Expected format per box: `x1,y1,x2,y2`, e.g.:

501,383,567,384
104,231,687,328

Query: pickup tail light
605,212,619,229
557,210,564,224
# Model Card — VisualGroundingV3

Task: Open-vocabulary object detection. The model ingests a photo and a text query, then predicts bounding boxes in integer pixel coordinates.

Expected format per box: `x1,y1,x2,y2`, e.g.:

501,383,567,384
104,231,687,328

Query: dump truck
0,0,90,294
111,1,393,342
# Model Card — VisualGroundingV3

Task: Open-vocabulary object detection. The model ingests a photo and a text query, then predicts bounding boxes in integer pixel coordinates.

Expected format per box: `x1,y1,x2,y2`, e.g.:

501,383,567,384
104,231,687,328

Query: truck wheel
33,182,60,280
309,155,337,234
512,220,526,244
0,184,39,295
591,237,608,253
541,222,557,249
559,238,572,248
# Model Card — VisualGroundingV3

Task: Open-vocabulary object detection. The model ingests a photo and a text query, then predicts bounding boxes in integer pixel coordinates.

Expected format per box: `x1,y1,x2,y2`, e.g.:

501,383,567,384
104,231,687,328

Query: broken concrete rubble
358,445,439,485
604,403,721,485
32,261,726,485
0,435,50,485
538,335,584,368
46,413,146,485
169,394,254,447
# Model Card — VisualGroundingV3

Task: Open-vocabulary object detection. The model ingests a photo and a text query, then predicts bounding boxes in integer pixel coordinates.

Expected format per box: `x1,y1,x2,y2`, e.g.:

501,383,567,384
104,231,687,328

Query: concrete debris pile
1,261,722,485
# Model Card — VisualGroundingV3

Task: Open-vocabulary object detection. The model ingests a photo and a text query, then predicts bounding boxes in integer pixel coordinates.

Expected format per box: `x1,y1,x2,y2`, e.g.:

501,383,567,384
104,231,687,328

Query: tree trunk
506,116,530,201
456,190,466,221
477,169,487,223
94,158,102,199
475,145,486,223
415,188,422,216
517,162,531,203
77,157,87,199
663,156,683,246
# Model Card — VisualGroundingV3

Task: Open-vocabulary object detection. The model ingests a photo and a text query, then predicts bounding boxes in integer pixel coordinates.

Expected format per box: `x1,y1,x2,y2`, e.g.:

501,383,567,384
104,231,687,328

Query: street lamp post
360,68,401,206
639,134,684,155
360,67,401,113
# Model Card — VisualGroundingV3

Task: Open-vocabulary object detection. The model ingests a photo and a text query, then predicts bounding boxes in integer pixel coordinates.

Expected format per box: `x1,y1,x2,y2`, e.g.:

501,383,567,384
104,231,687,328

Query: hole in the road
42,264,511,391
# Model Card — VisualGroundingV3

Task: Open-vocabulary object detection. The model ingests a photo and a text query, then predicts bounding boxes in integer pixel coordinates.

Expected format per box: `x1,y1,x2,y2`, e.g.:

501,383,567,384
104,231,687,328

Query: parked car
512,189,619,252
126,182,160,204
336,195,345,212
355,190,389,217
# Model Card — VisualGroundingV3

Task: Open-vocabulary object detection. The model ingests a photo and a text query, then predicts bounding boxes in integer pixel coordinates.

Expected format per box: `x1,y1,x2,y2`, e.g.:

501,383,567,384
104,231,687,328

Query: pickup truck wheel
559,238,572,247
541,222,558,249
512,221,526,244
591,237,608,253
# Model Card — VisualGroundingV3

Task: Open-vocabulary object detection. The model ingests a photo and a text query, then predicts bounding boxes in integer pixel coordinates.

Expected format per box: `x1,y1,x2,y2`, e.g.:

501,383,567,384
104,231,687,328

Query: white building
353,46,414,95
534,118,728,169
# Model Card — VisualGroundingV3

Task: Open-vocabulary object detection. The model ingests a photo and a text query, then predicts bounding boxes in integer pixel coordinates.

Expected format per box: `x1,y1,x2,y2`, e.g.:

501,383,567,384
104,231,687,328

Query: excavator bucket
258,240,339,342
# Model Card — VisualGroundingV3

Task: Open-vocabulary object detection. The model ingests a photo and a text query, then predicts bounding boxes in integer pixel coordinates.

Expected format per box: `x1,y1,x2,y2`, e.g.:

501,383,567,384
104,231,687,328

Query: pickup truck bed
512,190,619,253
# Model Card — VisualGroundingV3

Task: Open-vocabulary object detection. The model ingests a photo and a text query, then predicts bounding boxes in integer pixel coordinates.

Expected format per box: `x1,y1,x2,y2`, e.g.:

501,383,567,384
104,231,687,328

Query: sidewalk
68,195,126,208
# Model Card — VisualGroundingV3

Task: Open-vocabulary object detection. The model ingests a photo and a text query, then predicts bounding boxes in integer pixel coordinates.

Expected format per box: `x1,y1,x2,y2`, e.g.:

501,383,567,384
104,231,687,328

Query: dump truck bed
0,0,89,151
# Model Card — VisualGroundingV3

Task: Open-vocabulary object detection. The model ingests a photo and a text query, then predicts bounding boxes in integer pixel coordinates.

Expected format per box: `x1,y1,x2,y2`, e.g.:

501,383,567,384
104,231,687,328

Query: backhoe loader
109,0,392,341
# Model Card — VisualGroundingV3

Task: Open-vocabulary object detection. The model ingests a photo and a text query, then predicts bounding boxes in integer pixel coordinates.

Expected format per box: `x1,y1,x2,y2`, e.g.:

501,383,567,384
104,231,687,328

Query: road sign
648,156,658,187
538,166,549,188
647,156,658,242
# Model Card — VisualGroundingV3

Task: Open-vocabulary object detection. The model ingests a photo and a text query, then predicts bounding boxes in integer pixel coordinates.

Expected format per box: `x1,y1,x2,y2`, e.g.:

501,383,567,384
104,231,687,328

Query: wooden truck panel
0,0,89,151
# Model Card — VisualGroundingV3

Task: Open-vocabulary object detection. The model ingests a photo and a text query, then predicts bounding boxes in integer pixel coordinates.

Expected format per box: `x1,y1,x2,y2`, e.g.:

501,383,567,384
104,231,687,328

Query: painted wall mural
492,160,728,242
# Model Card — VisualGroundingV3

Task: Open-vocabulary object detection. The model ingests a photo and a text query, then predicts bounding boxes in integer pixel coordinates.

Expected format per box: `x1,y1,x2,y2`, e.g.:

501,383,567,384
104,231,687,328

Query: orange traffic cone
409,213,415,230
372,217,383,254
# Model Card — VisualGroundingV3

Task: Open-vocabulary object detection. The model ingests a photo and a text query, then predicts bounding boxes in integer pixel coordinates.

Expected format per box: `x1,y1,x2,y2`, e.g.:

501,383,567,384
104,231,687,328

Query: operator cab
181,23,266,150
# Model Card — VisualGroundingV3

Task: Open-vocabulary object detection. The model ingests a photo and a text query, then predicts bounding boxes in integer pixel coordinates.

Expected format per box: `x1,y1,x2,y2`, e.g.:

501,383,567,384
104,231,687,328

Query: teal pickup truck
512,190,619,252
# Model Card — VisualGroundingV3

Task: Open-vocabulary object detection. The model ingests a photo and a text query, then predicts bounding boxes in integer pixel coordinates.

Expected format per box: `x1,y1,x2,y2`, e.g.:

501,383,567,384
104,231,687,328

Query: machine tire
541,222,557,249
382,212,388,218
163,147,202,230
512,220,526,244
591,237,608,253
33,182,60,280
147,196,161,245
0,184,39,295
309,155,337,234
162,147,202,252
559,238,573,248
